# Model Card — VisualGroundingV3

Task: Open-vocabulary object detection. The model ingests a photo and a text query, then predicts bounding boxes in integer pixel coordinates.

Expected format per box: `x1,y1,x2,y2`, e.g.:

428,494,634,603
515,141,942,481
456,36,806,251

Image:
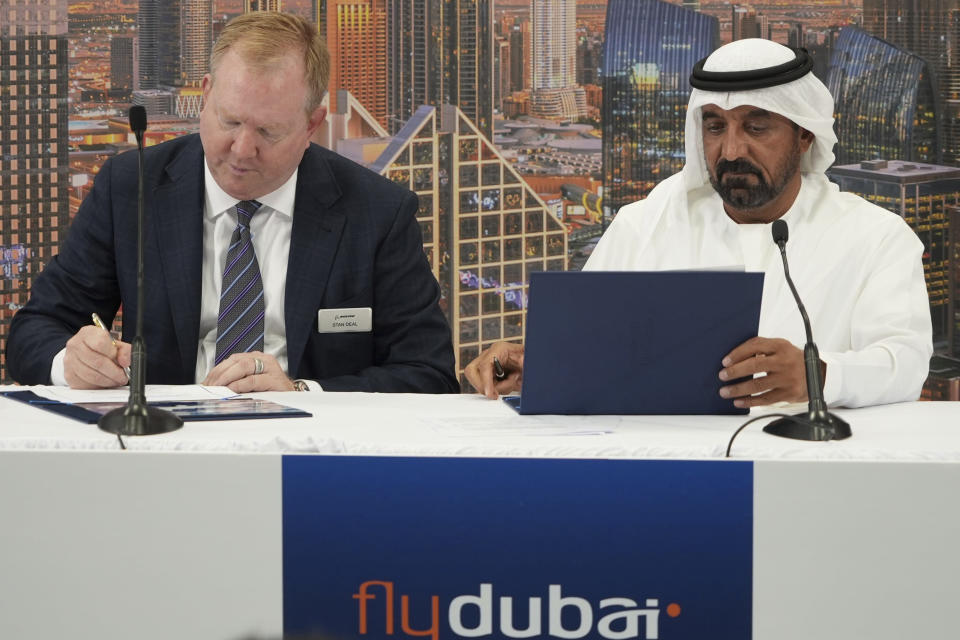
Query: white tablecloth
2,386,958,460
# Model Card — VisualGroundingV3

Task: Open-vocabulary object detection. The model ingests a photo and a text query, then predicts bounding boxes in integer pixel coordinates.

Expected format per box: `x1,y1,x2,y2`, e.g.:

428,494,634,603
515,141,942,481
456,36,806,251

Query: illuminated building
137,0,179,89
530,0,586,120
137,0,211,113
509,18,531,93
495,38,511,112
320,0,388,129
532,0,576,90
757,14,770,40
828,160,960,353
827,28,938,165
862,0,960,166
111,36,134,92
0,0,70,382
788,22,804,49
732,6,757,41
180,0,212,86
600,0,718,219
386,0,495,139
577,34,602,86
335,102,567,386
247,0,282,11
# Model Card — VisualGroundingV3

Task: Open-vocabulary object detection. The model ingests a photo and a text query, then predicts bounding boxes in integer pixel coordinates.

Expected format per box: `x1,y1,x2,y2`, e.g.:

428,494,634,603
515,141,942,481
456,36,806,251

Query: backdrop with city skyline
2,0,959,394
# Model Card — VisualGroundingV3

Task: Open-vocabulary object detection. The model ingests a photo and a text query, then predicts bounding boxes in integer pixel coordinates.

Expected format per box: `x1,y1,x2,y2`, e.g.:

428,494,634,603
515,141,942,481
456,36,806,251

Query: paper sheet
30,385,236,404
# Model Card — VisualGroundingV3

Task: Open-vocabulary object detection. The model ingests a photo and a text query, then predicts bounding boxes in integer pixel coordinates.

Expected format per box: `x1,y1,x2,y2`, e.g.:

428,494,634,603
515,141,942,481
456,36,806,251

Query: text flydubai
353,581,681,639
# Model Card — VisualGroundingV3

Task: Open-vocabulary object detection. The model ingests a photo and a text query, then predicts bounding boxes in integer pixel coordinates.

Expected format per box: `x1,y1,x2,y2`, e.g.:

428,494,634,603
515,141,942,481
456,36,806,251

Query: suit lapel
151,136,205,379
285,146,345,377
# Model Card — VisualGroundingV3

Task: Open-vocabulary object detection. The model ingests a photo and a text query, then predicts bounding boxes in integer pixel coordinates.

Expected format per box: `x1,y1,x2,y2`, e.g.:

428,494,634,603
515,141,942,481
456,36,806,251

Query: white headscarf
682,39,838,192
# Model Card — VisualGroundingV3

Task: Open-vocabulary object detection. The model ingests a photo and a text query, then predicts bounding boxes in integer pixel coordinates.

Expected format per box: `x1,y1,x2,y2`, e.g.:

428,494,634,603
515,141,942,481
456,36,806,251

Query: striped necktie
215,200,265,365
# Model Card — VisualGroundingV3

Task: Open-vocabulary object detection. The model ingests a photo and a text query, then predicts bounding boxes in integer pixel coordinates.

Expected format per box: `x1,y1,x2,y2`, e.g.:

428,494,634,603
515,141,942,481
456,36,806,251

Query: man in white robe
465,38,932,409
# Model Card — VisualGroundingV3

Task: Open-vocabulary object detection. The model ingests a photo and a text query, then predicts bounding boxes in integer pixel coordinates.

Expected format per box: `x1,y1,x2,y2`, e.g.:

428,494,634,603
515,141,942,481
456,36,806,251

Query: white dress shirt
195,160,296,382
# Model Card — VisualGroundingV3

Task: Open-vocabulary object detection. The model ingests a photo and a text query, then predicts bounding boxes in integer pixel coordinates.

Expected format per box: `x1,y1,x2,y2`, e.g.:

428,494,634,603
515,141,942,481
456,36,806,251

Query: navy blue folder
1,390,311,424
504,270,764,415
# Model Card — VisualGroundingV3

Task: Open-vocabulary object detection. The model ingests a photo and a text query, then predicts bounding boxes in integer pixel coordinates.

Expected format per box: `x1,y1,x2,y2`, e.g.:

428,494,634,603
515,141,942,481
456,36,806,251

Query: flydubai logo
353,581,682,639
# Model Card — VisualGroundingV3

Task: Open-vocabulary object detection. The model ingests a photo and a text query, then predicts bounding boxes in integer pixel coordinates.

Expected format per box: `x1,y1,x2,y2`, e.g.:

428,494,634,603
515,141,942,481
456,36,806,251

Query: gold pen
91,313,131,381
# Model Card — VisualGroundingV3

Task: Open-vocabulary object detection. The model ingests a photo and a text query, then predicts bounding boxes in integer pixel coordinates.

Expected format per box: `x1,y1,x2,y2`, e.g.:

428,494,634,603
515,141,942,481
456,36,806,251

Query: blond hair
210,12,330,114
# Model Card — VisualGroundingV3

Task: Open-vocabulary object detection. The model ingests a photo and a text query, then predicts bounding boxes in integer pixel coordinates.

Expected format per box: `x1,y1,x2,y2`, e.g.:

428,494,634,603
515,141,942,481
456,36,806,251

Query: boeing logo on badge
317,307,372,333
353,581,682,640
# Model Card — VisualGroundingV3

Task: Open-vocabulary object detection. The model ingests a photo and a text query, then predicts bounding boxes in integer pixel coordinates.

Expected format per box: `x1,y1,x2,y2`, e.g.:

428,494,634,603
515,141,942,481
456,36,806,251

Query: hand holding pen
463,341,525,399
91,313,132,382
60,314,132,389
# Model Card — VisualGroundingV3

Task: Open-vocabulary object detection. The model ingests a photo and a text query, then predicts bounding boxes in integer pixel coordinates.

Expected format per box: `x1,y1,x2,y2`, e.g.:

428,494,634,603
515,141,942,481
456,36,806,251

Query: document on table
30,385,236,404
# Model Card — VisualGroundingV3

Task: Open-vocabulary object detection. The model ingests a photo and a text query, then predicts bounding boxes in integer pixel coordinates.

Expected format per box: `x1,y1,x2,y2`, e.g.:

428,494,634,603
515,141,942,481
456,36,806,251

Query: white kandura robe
585,172,933,408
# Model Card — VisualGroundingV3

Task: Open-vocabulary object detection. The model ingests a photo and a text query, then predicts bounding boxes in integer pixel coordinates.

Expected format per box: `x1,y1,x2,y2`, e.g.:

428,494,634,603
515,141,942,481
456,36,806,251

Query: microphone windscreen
772,219,789,244
129,106,147,133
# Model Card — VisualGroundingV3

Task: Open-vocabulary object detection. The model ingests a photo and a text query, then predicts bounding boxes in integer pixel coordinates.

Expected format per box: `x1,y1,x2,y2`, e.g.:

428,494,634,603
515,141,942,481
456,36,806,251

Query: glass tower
862,0,960,166
138,0,210,90
322,0,389,129
386,0,494,139
828,27,938,166
1,0,70,382
600,0,718,219
366,105,567,386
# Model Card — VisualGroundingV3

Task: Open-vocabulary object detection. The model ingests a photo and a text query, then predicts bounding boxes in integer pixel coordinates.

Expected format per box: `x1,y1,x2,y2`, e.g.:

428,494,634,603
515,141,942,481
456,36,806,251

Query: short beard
709,147,802,210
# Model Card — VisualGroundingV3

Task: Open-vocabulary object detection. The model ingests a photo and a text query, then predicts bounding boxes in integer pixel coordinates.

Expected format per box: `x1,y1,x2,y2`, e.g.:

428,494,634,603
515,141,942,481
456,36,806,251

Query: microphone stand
99,107,183,437
763,220,851,441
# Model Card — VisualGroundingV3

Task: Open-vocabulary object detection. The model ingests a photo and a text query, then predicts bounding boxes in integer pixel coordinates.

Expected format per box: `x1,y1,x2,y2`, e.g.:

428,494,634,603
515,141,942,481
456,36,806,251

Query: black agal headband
689,47,814,91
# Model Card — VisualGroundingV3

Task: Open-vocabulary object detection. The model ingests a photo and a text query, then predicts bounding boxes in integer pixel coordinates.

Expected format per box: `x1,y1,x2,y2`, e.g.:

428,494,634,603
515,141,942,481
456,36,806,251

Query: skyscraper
137,0,161,89
333,101,567,385
111,36,135,92
828,160,960,352
530,0,586,120
180,0,213,87
577,33,603,86
386,0,494,139
788,22,804,49
495,38,511,111
0,0,70,382
532,0,576,90
732,5,758,41
247,0,283,11
322,0,389,128
862,0,960,166
138,0,211,88
827,27,938,165
600,0,718,218
509,18,531,93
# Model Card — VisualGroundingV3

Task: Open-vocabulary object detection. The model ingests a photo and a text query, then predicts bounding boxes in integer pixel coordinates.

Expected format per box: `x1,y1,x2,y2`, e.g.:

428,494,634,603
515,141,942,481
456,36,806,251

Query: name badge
317,307,372,333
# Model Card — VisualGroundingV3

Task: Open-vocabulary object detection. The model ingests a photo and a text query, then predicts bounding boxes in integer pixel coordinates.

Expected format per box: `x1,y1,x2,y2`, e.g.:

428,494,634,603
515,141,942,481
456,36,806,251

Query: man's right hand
464,341,525,399
63,326,132,389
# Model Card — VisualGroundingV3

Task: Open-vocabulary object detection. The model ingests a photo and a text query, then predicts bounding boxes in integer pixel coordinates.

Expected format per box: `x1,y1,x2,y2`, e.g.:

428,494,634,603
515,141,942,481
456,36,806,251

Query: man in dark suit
7,12,458,394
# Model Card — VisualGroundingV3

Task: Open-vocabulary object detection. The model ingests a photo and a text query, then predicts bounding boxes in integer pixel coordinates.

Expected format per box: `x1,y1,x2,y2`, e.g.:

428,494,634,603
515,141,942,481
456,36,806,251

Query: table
1,389,959,640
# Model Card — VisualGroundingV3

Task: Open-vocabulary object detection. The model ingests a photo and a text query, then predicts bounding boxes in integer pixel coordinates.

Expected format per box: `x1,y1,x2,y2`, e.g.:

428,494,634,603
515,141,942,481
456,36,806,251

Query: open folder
504,270,764,415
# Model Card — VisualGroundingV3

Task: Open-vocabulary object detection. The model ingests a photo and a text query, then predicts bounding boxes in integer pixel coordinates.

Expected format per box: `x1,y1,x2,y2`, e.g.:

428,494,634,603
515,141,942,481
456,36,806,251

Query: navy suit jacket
8,135,459,393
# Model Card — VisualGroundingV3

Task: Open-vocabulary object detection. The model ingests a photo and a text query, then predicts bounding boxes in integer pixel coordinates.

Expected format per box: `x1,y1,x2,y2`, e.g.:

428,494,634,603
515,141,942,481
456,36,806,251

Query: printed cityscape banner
282,456,754,639
2,1,959,388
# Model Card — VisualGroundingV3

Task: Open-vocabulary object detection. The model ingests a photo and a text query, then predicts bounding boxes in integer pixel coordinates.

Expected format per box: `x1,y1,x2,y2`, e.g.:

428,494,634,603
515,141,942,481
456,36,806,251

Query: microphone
129,104,147,144
99,107,183,437
762,219,851,441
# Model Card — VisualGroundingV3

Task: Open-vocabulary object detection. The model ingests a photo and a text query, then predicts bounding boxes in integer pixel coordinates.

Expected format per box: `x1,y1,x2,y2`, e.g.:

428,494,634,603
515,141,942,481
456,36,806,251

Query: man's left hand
718,337,820,408
203,352,295,392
